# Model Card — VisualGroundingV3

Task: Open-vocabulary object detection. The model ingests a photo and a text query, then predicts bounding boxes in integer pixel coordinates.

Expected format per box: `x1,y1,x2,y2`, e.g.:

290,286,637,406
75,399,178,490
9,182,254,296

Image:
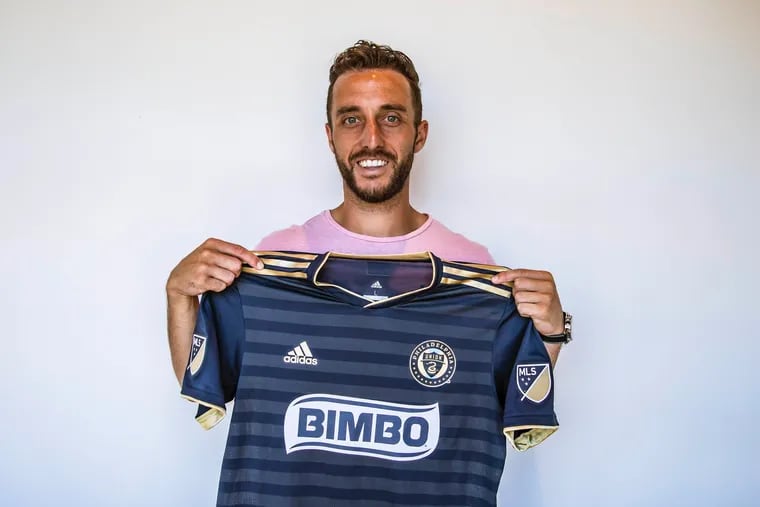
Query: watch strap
539,312,572,344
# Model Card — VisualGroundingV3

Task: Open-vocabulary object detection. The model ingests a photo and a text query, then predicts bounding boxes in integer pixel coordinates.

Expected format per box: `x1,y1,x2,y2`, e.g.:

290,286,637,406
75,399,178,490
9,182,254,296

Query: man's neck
331,192,428,238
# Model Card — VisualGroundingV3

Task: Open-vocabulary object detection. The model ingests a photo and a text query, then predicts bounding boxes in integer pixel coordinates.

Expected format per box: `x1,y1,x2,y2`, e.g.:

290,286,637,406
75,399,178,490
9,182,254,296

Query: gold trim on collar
454,261,510,272
440,277,513,299
442,265,512,284
259,258,311,269
325,251,432,261
252,251,318,260
241,267,308,278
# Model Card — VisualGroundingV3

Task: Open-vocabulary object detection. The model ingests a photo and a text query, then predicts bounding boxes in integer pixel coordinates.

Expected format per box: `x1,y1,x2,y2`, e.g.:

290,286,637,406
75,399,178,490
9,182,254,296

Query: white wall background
2,1,758,506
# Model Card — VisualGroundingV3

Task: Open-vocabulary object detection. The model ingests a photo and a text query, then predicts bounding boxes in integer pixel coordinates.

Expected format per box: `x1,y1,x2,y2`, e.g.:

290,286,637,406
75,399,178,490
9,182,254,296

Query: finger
204,277,228,293
492,269,552,285
198,248,236,271
515,302,556,330
512,277,556,294
248,253,264,270
198,248,252,275
207,239,263,269
515,302,541,319
185,265,237,294
513,290,550,305
186,275,228,295
516,302,564,335
204,265,237,287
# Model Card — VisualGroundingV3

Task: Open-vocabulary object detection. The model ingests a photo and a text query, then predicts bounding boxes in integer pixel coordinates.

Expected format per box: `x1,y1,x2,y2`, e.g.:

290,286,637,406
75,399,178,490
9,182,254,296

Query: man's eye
343,116,359,125
386,115,399,123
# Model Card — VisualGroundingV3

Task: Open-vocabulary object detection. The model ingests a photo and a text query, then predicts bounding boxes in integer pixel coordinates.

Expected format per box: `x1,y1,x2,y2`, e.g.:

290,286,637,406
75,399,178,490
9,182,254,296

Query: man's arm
167,292,200,384
492,269,565,367
166,238,262,384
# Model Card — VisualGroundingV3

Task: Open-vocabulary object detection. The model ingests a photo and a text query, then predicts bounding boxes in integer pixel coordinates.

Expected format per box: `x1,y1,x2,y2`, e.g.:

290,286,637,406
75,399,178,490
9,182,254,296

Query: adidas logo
371,280,383,289
283,341,318,366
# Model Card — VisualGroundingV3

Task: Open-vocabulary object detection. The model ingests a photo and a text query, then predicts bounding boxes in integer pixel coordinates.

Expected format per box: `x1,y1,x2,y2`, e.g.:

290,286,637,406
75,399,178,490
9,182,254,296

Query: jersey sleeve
496,309,559,451
180,284,244,430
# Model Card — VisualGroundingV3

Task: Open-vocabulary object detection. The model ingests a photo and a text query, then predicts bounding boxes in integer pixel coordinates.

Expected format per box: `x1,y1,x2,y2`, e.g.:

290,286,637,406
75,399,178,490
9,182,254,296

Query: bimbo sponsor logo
283,394,439,461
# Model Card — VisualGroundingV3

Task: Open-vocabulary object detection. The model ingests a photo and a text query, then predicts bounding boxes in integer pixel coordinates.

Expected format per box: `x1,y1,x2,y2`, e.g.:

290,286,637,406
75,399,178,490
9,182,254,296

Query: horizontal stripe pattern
241,293,507,329
217,473,496,505
238,365,495,394
219,484,495,507
242,315,497,351
202,252,531,506
221,454,499,485
244,330,494,361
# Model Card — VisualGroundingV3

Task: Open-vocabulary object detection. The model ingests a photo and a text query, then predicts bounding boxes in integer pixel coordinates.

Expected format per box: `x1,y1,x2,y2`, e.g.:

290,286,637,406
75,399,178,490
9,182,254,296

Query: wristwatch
540,312,573,344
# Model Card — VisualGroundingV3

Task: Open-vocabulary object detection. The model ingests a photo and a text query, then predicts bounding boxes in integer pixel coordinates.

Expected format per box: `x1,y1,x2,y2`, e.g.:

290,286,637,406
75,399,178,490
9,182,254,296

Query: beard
335,147,415,204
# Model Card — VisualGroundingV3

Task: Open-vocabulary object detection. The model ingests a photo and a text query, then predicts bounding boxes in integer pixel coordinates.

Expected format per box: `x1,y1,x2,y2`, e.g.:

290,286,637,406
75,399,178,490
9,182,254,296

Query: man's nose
361,119,383,149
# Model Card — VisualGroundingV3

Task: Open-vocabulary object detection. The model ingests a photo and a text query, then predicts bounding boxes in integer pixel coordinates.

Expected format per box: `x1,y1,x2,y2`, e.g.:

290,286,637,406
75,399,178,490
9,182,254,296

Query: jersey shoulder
439,259,514,299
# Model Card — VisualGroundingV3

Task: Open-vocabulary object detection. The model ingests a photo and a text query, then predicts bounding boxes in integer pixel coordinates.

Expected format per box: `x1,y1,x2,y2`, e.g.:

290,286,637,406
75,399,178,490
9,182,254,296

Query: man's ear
413,120,429,153
325,123,335,153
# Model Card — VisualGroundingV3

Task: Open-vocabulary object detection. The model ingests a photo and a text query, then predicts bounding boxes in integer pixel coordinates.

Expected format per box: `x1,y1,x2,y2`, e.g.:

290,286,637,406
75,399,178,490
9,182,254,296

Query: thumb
492,269,517,285
243,250,265,270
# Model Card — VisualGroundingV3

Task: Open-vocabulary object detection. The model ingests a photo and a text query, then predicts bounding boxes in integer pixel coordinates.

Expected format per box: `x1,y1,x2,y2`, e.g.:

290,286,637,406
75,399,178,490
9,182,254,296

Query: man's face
326,69,428,204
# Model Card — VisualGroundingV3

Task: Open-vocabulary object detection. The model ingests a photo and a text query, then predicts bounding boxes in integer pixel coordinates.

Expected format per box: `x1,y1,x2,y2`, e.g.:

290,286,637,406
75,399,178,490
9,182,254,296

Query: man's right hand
166,238,262,384
166,238,263,298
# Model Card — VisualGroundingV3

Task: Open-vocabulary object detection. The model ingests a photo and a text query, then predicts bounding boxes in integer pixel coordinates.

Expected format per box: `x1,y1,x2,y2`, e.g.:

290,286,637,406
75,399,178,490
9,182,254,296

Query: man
166,41,569,385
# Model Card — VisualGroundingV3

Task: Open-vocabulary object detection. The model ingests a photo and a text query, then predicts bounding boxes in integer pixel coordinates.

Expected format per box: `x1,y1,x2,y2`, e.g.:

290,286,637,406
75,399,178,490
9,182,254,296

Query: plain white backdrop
1,1,759,506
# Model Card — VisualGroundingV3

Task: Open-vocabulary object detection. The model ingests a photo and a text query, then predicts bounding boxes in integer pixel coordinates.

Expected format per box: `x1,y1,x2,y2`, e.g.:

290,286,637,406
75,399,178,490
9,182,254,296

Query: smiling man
329,65,425,208
167,43,568,379
167,40,571,506
325,64,431,243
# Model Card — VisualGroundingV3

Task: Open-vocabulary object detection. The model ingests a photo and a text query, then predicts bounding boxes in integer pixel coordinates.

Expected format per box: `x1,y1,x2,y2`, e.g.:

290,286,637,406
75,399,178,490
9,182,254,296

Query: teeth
358,159,388,168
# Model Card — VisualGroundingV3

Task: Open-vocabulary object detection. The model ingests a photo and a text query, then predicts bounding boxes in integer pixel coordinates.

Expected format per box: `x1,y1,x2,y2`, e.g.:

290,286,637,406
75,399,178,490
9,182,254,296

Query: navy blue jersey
181,251,558,507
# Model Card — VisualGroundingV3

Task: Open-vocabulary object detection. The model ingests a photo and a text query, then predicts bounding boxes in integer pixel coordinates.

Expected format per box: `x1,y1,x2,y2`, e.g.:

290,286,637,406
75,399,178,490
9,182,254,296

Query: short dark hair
326,40,422,127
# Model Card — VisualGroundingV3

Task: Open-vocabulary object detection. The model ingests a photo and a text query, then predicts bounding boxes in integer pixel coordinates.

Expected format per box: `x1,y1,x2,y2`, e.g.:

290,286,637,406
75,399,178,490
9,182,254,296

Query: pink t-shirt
255,210,494,264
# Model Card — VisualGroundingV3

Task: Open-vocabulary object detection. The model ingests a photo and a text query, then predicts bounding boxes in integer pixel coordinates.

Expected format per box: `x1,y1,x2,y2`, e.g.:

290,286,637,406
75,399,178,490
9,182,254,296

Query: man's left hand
492,269,564,336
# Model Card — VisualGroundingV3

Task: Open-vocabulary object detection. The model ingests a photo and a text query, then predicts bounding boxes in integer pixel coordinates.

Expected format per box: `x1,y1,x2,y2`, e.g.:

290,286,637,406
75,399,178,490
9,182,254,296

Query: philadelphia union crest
410,340,456,387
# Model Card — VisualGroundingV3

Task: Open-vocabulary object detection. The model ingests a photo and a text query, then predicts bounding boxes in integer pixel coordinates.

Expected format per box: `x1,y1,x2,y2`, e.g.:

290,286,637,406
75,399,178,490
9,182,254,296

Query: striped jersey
181,251,559,507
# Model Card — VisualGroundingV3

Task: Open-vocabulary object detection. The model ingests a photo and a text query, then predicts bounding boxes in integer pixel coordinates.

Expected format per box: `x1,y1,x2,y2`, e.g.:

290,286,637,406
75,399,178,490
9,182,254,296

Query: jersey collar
306,251,443,308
